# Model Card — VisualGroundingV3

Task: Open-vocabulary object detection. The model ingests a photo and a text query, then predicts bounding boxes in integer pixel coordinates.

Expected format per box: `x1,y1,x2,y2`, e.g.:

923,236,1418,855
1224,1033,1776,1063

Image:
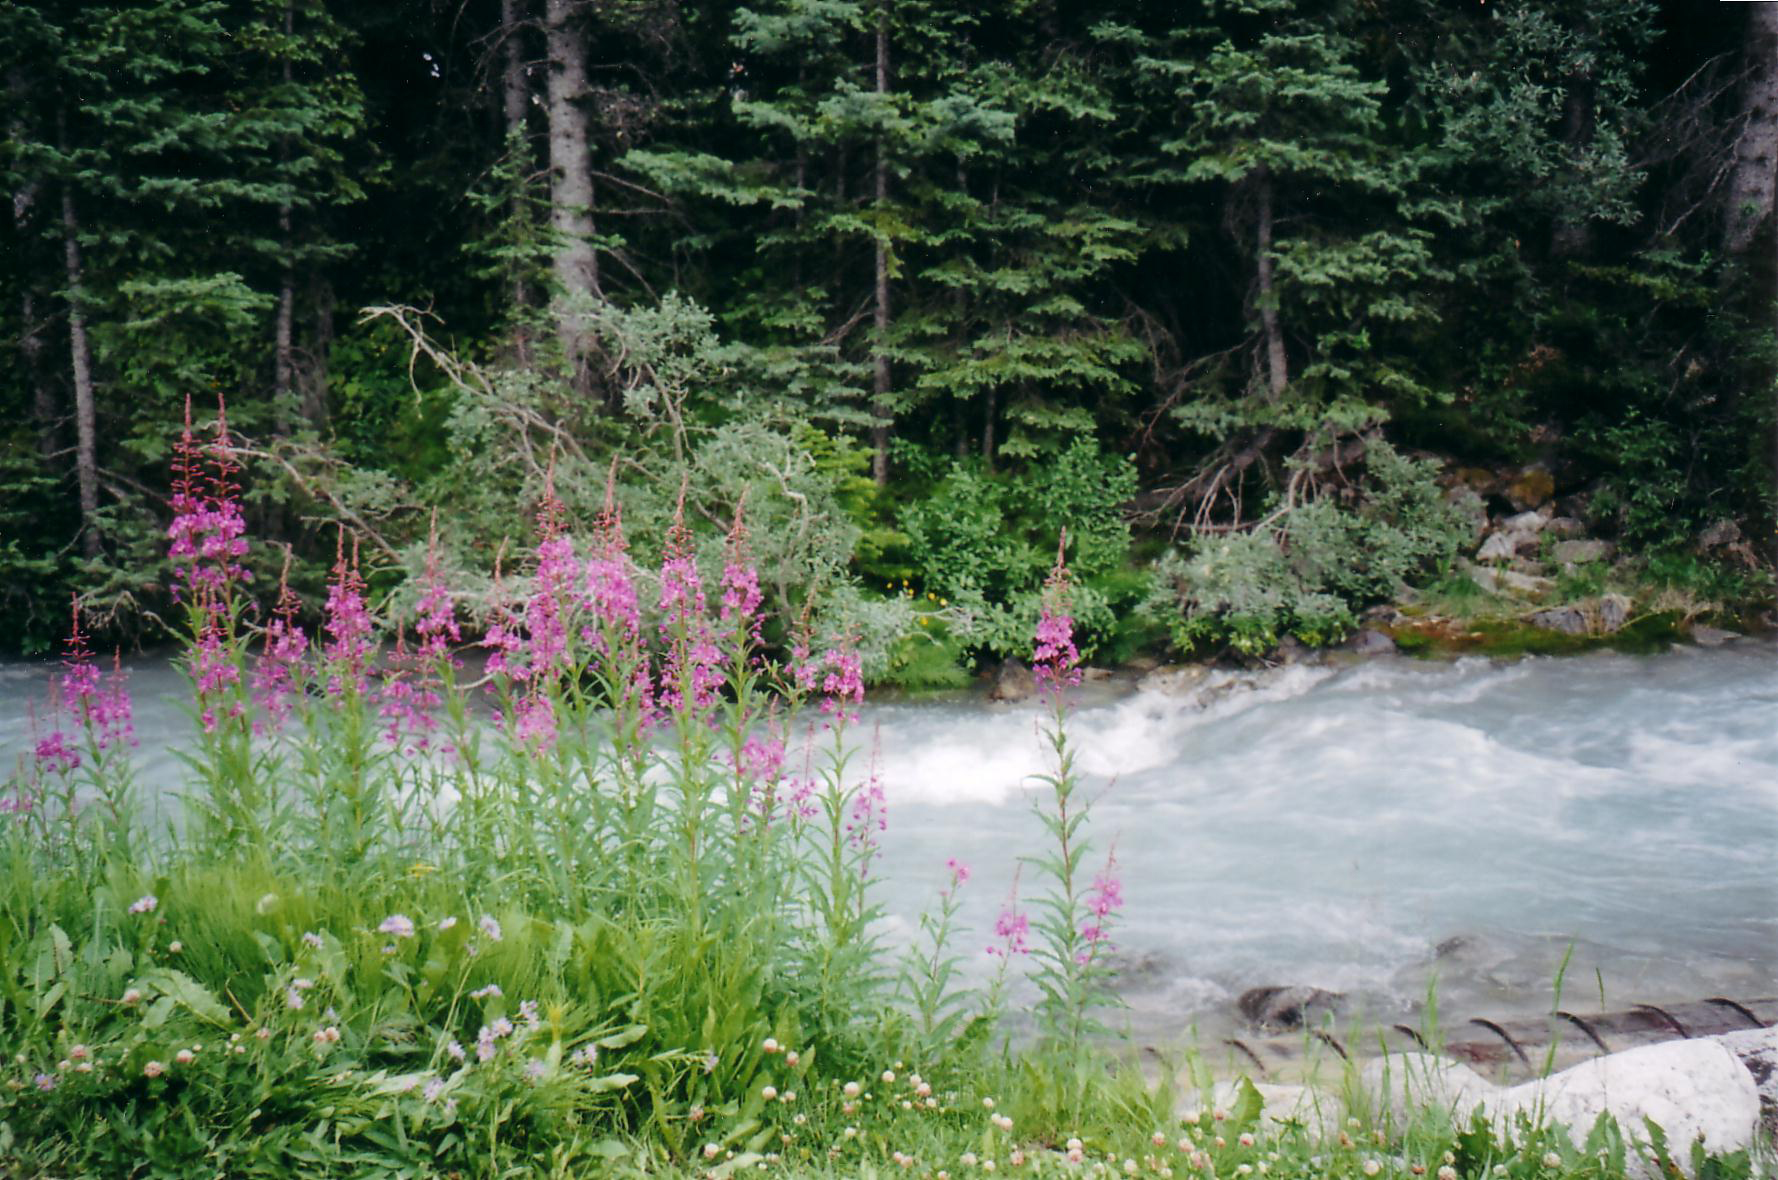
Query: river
5,643,1775,1048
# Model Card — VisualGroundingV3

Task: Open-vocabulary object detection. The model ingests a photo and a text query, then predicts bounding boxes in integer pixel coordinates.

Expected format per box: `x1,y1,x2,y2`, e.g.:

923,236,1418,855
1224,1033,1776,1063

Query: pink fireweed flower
322,532,374,698
1078,851,1122,958
988,900,1030,958
511,690,558,751
253,557,309,734
89,651,136,751
656,500,722,713
1033,534,1081,693
166,396,251,600
947,858,971,888
413,526,462,664
60,595,100,707
719,498,764,651
378,628,442,753
192,619,244,733
844,727,888,877
34,729,79,775
519,478,578,682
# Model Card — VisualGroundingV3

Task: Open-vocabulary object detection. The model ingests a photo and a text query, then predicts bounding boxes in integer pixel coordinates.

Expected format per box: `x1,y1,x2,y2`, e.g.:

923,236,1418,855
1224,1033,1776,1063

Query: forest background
3,0,1774,680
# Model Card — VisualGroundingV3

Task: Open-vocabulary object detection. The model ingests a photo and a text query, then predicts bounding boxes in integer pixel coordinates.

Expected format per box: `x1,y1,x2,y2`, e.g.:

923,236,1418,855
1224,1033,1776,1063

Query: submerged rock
1346,629,1396,656
1138,664,1212,697
1690,624,1741,648
1237,985,1346,1031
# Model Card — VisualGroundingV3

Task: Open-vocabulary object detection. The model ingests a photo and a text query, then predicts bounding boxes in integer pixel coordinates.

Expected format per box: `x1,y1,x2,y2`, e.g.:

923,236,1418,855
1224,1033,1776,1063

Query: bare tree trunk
1254,167,1288,399
544,0,599,383
61,187,101,559
870,2,891,486
1725,2,1778,256
503,0,534,365
274,0,296,429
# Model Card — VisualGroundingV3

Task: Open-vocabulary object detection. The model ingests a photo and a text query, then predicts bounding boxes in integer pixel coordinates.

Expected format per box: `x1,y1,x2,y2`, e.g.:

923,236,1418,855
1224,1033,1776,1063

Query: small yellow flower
409,861,437,879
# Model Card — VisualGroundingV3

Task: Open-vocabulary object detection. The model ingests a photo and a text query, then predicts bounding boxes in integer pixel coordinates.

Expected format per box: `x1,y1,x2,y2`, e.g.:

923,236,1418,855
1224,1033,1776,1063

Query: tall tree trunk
544,0,598,383
503,0,534,365
1725,3,1778,256
274,0,296,429
23,292,59,463
61,187,101,559
304,273,334,428
9,70,56,464
1254,167,1288,399
870,2,891,486
1550,74,1597,258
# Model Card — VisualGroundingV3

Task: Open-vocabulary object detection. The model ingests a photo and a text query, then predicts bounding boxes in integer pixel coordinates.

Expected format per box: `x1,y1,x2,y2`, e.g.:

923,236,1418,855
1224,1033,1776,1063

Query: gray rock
1498,569,1553,595
1237,985,1345,1031
1501,509,1551,534
1544,516,1587,539
1476,532,1521,562
1552,539,1613,564
1596,593,1631,634
989,658,1035,702
1138,663,1211,697
1347,629,1396,656
1273,635,1311,664
1532,606,1589,635
1690,624,1741,647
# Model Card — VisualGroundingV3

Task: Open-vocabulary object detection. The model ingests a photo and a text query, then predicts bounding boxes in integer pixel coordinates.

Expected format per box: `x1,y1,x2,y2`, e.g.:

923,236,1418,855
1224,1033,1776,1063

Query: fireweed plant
4,407,1752,1177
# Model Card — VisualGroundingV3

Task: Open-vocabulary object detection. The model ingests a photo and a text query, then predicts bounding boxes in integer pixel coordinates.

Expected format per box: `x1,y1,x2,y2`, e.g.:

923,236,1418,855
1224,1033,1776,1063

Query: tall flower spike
522,469,576,682
1032,530,1081,694
720,492,764,650
253,547,309,734
581,460,641,650
322,529,374,699
657,483,721,713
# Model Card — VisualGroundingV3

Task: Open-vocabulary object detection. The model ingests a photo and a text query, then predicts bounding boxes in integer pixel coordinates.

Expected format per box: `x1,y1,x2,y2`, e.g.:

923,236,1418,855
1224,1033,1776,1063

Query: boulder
1486,1038,1764,1174
989,658,1036,703
1505,465,1556,512
1501,509,1551,534
1531,606,1589,635
1715,1027,1778,1141
1476,532,1521,562
1360,1053,1494,1125
1596,593,1631,634
1139,663,1212,697
1544,516,1587,539
1346,629,1396,656
1273,635,1312,665
1236,985,1346,1031
1552,539,1613,564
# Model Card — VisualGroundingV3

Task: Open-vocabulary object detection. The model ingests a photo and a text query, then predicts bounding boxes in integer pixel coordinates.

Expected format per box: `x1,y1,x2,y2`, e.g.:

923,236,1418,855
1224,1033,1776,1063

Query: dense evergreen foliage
2,0,1772,661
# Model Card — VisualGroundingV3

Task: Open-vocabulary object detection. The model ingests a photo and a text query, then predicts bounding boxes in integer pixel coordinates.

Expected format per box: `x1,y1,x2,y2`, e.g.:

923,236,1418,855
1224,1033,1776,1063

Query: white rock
1485,1038,1761,1174
1476,532,1521,562
1501,510,1551,534
1359,1053,1495,1124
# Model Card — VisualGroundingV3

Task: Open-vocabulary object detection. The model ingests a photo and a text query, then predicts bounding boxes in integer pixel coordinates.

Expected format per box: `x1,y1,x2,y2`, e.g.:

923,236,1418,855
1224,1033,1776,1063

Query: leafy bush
900,440,1139,661
1145,441,1469,655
